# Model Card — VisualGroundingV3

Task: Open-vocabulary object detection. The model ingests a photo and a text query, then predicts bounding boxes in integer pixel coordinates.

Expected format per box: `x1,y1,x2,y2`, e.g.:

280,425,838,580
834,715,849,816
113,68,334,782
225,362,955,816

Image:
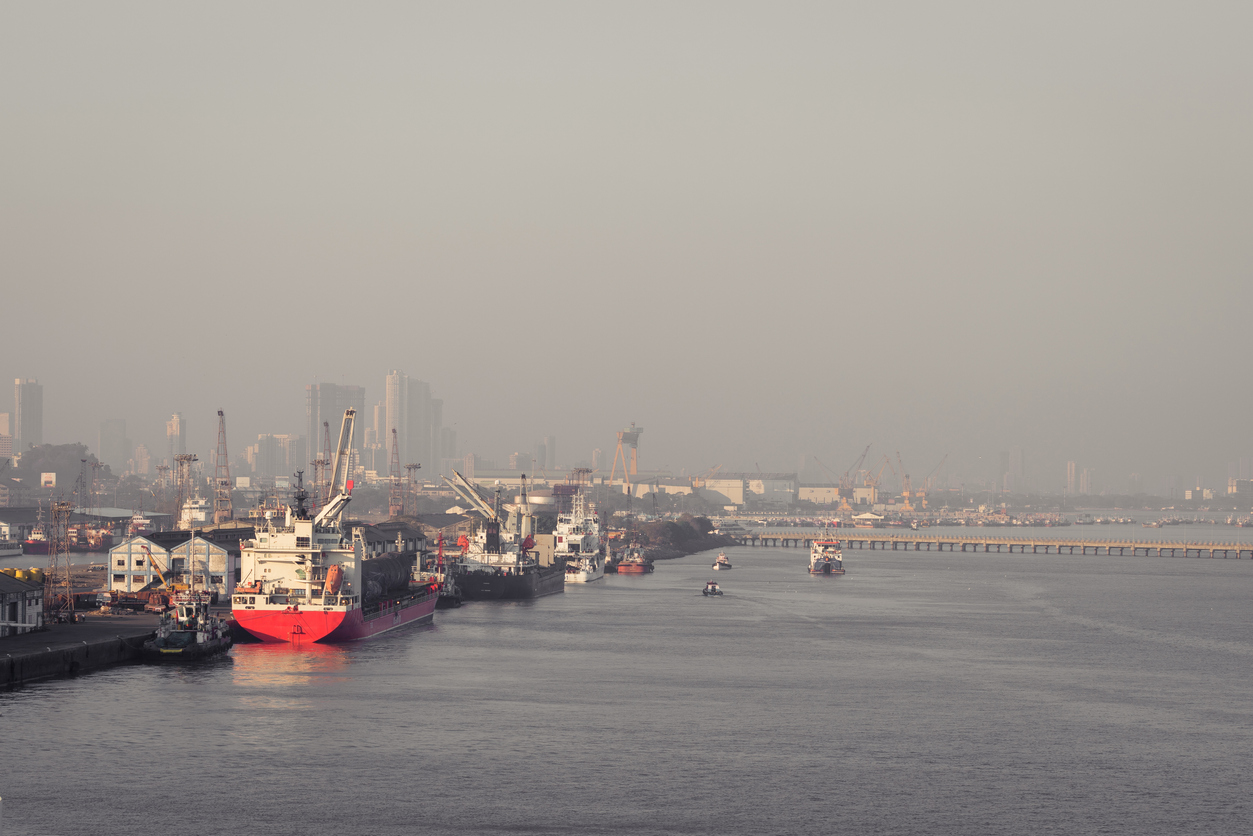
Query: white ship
558,491,603,583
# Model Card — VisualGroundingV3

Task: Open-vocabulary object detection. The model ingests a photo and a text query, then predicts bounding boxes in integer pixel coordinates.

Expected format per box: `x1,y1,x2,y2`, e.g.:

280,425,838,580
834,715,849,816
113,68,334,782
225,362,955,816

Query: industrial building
0,571,43,635
109,534,232,597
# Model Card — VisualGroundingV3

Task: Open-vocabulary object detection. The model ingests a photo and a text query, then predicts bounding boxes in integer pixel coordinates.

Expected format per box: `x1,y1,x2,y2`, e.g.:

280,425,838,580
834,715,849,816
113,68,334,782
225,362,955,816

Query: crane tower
609,423,643,488
214,409,233,524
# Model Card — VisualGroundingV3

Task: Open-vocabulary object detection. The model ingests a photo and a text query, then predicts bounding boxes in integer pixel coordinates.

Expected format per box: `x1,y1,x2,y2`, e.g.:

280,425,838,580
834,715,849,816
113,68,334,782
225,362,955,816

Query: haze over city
3,2,1251,493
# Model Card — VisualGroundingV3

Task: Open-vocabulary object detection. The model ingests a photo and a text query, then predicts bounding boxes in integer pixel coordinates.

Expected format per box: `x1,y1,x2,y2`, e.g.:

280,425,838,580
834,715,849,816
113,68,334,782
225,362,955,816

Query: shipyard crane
917,453,949,509
841,445,872,491
313,409,356,527
897,450,914,512
692,464,722,489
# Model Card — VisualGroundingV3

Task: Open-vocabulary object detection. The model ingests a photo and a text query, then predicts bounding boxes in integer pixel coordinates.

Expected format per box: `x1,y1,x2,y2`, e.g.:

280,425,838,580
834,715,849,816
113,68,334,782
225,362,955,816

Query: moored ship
558,490,604,583
231,409,438,643
442,471,566,601
615,544,654,574
809,539,845,575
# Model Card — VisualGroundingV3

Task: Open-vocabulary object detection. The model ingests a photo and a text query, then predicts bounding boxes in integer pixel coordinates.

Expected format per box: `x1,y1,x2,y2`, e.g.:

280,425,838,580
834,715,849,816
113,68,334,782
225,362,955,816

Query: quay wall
1,620,157,689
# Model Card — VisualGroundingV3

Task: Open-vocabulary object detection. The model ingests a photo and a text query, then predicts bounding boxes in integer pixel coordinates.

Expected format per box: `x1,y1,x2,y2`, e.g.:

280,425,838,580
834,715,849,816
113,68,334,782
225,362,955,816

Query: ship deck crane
313,409,357,527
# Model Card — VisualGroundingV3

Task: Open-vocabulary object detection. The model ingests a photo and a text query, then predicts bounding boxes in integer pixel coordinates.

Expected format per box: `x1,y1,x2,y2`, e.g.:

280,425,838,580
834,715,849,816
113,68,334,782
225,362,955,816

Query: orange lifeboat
325,564,344,595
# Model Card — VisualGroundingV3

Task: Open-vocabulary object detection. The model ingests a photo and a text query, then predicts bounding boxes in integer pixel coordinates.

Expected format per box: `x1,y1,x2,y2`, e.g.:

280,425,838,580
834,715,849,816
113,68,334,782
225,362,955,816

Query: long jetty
734,531,1253,559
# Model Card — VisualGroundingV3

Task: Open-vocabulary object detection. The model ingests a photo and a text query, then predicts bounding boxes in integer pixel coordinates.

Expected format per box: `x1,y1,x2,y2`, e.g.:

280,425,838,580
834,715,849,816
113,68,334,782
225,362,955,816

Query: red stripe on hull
234,593,437,644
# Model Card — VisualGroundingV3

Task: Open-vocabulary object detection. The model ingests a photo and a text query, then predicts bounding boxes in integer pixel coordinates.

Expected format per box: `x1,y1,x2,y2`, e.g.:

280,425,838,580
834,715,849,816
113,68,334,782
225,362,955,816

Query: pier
735,531,1253,559
1,615,158,689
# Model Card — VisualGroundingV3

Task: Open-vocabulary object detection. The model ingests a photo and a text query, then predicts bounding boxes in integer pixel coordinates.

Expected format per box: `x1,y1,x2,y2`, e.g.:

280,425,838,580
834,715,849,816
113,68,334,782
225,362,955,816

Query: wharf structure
735,530,1253,559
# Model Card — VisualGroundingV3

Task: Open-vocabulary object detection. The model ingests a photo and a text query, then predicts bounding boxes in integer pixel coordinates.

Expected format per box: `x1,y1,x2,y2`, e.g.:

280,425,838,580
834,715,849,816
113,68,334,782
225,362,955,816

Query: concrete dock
1,613,159,689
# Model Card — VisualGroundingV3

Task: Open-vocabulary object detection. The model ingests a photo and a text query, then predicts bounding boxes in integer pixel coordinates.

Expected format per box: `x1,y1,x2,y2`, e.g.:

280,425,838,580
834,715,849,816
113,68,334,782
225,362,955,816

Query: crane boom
313,409,356,527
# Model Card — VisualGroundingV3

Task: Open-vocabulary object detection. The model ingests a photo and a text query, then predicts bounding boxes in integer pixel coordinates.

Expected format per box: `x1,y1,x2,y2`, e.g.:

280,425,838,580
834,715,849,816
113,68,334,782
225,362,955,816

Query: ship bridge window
296,537,310,548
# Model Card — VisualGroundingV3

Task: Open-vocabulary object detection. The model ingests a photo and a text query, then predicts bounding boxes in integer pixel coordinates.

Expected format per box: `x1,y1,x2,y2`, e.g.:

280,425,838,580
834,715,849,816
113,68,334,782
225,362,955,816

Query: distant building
131,443,152,476
592,448,602,471
14,378,43,451
1066,461,1076,494
166,412,186,466
544,435,556,470
308,382,366,466
799,485,840,505
0,412,9,435
384,371,442,471
98,418,130,472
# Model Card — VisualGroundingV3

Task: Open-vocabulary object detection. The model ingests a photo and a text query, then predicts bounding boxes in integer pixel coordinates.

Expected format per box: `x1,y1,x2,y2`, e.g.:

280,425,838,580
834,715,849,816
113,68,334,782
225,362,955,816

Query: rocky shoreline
642,533,737,562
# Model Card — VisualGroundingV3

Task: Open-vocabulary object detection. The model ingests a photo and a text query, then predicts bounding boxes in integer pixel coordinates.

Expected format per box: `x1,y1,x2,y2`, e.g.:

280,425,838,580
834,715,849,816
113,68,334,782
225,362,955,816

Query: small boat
142,592,233,661
809,539,845,575
702,580,723,596
712,551,732,570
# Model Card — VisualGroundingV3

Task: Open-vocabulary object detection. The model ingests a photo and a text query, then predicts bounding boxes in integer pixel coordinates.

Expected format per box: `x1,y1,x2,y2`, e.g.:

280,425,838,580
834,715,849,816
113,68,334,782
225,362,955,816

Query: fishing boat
712,551,732,570
808,539,845,575
231,409,438,643
142,592,233,660
702,580,723,597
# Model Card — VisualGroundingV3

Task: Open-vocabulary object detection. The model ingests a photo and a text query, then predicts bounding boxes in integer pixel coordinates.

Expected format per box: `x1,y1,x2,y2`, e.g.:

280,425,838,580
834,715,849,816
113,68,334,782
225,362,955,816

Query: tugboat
142,592,233,660
615,543,654,574
712,551,732,570
702,580,723,596
428,535,462,608
559,490,604,583
809,539,845,575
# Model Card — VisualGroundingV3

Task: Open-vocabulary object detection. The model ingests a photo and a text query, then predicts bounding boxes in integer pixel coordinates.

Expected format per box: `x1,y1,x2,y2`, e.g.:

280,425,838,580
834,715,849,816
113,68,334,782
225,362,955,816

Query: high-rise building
132,444,152,476
385,370,442,469
307,383,366,459
1066,461,1076,494
544,435,556,470
14,378,43,451
0,413,9,436
1079,468,1094,495
166,413,186,466
98,419,130,472
247,434,307,480
592,448,602,471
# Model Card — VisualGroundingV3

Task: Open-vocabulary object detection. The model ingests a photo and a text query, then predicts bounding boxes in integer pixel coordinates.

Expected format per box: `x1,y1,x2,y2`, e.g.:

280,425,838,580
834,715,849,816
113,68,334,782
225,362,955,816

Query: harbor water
3,544,1252,835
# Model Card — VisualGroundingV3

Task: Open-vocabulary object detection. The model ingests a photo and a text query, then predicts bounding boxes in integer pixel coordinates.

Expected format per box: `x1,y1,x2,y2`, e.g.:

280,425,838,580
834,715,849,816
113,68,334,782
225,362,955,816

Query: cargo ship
231,409,438,643
443,471,565,600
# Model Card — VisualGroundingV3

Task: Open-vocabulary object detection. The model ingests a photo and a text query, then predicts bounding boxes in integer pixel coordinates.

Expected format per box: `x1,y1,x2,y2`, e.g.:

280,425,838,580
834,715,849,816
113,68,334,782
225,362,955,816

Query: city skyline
3,3,1251,495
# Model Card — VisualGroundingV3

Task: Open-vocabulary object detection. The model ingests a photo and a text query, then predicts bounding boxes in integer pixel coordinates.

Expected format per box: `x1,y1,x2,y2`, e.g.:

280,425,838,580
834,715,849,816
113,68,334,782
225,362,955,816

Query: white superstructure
558,491,603,583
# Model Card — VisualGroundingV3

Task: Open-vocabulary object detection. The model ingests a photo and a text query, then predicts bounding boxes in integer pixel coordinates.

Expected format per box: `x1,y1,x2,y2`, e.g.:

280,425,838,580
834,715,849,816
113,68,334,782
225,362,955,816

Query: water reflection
230,641,353,689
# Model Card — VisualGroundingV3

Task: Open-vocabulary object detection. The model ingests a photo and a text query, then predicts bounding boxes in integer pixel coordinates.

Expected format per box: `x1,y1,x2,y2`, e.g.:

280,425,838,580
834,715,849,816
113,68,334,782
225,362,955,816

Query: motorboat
702,580,723,596
712,551,732,570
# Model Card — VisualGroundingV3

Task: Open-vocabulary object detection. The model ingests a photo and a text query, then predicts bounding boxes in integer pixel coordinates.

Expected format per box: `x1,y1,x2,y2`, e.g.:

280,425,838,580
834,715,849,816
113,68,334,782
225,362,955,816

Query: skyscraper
307,383,365,461
98,419,130,472
14,378,43,451
544,435,556,470
385,370,442,468
166,413,186,465
1066,461,1076,494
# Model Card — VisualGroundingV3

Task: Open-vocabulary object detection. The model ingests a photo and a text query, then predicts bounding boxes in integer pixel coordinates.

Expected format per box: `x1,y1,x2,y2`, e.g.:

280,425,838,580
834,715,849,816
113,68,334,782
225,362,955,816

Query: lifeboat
325,564,343,595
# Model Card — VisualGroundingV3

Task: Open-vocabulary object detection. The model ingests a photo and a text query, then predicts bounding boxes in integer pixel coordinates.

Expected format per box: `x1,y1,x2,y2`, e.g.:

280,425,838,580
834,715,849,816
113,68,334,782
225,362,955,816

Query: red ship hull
616,562,653,574
234,589,437,643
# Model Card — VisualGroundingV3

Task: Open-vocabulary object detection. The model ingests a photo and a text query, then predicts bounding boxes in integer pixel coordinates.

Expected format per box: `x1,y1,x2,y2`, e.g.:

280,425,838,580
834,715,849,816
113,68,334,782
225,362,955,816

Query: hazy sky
3,2,1251,492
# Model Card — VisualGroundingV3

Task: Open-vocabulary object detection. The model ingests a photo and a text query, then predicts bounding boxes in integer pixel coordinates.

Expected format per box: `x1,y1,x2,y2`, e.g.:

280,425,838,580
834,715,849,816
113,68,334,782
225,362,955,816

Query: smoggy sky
3,1,1251,493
